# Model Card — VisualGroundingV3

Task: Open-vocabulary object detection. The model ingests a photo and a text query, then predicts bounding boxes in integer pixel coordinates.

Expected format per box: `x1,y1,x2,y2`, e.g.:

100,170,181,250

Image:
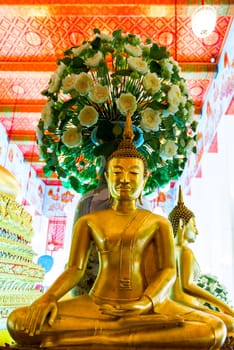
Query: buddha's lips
117,186,131,191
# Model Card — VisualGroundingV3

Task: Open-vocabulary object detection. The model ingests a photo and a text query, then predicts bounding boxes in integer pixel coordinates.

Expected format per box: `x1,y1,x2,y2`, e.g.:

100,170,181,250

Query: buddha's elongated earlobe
138,192,143,206
108,189,112,203
178,218,185,245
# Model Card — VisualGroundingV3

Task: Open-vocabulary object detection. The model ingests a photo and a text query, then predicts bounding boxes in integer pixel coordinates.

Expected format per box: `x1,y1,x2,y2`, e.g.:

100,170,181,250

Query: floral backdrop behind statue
37,28,198,196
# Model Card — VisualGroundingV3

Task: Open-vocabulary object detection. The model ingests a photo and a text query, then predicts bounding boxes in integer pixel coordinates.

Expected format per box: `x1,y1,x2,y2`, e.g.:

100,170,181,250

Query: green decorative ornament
197,274,233,311
37,28,198,195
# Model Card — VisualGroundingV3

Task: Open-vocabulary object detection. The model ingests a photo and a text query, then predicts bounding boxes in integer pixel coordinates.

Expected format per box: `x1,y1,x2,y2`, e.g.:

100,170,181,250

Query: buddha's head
168,186,198,241
105,113,148,203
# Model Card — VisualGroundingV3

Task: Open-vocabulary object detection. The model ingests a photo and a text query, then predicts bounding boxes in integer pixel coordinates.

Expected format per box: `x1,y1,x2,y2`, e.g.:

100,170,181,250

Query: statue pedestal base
0,346,217,350
1,336,233,350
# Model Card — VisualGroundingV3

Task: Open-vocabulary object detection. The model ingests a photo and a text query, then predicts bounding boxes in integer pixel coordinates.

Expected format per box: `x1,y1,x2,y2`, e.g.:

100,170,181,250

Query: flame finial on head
107,112,147,176
178,185,184,205
123,112,134,142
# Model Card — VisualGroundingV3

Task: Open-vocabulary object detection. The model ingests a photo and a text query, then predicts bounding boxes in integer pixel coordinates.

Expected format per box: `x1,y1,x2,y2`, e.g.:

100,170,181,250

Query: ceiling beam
0,104,45,113
0,2,233,17
0,61,216,78
0,62,56,72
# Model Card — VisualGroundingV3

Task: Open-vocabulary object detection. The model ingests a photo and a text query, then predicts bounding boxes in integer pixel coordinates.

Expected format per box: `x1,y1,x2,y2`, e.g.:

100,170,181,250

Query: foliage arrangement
37,28,197,195
197,273,233,311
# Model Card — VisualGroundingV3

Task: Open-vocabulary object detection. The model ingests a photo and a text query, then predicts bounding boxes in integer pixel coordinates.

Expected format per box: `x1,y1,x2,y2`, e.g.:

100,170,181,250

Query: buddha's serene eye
129,167,140,175
112,169,122,175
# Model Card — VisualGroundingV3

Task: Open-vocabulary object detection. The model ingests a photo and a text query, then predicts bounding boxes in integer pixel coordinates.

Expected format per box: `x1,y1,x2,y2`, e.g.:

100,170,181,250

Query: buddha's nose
120,172,130,183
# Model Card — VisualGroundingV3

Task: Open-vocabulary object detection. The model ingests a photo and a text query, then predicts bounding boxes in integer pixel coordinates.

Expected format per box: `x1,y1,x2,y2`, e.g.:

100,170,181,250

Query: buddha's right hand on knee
22,294,58,336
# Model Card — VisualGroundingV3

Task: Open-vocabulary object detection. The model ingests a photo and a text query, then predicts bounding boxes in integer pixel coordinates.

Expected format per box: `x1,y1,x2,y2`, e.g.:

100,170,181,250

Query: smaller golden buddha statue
168,185,234,337
7,115,227,349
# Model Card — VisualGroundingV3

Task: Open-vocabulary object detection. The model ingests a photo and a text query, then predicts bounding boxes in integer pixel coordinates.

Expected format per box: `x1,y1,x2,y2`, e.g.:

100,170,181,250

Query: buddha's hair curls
168,186,195,236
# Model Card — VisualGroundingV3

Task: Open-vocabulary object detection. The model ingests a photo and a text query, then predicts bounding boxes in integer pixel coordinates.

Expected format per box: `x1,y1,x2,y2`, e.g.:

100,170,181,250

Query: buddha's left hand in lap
100,296,153,317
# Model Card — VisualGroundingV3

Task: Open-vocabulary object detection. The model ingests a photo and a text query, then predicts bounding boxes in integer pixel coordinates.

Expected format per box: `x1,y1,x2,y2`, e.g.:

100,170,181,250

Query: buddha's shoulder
77,208,113,221
150,211,170,223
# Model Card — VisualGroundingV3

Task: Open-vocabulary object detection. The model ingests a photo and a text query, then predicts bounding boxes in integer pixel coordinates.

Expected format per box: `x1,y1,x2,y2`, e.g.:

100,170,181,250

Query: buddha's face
106,157,145,201
184,217,198,243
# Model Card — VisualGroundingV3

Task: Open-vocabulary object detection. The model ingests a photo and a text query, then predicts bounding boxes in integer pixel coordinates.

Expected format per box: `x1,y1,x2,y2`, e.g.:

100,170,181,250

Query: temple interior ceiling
0,0,233,187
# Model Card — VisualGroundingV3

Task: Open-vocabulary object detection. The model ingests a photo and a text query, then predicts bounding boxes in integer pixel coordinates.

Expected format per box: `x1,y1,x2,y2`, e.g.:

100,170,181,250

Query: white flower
48,62,66,92
78,105,98,127
141,108,161,132
57,62,66,77
187,105,195,123
96,32,113,42
48,72,61,93
61,127,82,148
128,57,148,74
41,100,54,129
143,72,161,95
72,43,91,56
180,80,189,96
74,72,93,95
89,84,109,104
124,44,142,56
85,51,102,67
167,84,186,114
62,74,78,92
171,58,181,73
162,59,174,74
160,140,178,160
38,145,45,160
186,139,196,154
116,93,137,116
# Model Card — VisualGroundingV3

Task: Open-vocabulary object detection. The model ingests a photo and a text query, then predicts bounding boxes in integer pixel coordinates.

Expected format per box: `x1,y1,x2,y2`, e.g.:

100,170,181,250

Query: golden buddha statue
0,165,21,200
7,115,227,349
169,186,234,337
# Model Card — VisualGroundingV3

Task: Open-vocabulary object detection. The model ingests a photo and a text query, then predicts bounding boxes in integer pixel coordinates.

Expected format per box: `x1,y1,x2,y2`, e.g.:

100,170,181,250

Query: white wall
184,116,234,304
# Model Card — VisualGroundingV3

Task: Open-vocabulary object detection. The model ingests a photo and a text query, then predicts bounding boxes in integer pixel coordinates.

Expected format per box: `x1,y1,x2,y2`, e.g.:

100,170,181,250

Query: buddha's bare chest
91,212,153,255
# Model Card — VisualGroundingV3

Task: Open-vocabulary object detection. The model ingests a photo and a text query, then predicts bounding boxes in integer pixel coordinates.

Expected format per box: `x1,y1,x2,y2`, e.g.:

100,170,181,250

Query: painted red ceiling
0,0,233,186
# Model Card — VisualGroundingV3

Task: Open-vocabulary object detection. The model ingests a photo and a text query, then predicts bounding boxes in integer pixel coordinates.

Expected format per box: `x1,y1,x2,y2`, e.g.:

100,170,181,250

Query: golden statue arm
16,217,92,336
143,218,176,309
181,247,234,317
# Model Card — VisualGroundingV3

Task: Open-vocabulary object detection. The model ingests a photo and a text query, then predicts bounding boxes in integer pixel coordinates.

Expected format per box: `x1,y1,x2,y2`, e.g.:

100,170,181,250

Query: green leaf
91,36,101,50
70,176,81,192
71,57,88,74
43,164,54,177
150,43,169,60
95,120,115,142
57,167,68,178
111,69,132,77
148,100,168,110
93,142,115,157
173,114,185,127
60,57,72,66
112,29,122,39
93,28,101,35
150,60,162,75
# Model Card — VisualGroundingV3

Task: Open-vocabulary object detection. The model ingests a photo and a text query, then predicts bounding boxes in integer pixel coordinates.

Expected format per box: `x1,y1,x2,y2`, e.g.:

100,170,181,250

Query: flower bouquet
37,28,197,195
